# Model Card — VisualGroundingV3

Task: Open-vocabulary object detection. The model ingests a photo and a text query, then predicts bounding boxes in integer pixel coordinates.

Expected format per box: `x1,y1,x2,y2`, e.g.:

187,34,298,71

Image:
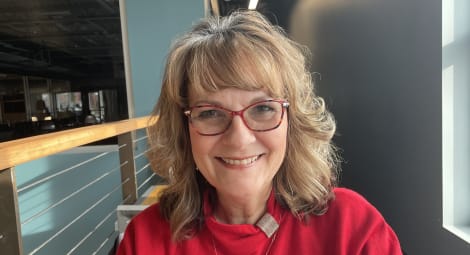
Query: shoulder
117,203,172,254
331,187,374,208
125,203,169,234
322,188,402,253
132,203,163,221
329,187,379,212
333,187,368,201
319,188,393,239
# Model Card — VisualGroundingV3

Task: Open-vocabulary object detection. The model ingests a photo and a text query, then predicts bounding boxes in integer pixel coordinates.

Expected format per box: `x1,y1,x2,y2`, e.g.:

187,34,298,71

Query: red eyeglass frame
183,99,289,136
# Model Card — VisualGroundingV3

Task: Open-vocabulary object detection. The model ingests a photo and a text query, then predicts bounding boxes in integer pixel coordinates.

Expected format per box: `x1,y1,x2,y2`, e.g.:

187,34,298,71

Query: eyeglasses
184,99,289,136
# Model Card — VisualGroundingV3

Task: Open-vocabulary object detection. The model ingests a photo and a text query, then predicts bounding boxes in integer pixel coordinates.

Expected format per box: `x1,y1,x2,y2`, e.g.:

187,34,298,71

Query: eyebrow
191,96,273,108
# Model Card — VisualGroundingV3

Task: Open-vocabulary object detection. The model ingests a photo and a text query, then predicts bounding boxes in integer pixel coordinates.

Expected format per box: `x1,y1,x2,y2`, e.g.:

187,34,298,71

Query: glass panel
55,92,82,125
0,74,26,124
87,91,102,124
28,77,51,121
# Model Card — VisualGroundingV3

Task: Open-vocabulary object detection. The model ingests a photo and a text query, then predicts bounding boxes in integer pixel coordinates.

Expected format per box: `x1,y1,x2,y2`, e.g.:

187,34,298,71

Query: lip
216,155,263,168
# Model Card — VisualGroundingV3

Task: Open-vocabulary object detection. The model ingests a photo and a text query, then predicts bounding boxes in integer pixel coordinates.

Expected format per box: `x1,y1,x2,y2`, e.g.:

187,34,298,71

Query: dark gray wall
289,0,470,254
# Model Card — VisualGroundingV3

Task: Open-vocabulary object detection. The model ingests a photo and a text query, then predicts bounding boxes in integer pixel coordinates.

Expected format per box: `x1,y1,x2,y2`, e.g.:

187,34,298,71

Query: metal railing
0,116,156,255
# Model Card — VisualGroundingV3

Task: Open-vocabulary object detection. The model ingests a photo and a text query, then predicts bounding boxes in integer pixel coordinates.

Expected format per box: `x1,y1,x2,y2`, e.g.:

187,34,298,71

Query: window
442,0,470,243
56,92,82,118
88,91,104,123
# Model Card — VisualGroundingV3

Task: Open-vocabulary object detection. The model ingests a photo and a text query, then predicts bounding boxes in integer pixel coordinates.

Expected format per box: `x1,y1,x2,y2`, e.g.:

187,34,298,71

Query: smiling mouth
218,155,261,166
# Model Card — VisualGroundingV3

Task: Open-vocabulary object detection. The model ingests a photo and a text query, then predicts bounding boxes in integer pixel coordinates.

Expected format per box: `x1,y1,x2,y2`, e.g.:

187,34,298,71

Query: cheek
189,128,202,159
188,127,215,166
273,118,288,147
259,120,288,159
273,122,288,160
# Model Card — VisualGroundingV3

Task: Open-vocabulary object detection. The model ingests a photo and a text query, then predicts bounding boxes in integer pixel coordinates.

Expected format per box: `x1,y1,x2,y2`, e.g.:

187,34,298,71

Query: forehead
188,88,271,106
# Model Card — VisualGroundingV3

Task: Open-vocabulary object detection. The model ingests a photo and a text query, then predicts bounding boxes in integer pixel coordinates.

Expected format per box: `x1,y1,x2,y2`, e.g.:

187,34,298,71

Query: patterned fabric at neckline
203,189,285,255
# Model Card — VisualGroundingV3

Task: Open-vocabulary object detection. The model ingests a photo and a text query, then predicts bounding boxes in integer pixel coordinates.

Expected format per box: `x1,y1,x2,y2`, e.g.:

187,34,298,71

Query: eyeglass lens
188,100,286,135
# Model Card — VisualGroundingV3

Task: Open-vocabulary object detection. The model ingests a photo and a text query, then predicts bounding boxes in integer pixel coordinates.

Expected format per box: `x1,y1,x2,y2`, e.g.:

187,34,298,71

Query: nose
221,115,256,148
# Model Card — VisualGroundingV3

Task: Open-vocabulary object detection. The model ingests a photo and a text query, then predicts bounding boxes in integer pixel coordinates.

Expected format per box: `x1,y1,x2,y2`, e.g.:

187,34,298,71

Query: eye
252,104,275,113
194,108,226,120
248,102,279,120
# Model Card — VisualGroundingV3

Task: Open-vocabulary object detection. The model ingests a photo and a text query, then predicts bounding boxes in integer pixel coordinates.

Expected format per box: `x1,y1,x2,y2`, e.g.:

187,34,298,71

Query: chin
218,182,268,198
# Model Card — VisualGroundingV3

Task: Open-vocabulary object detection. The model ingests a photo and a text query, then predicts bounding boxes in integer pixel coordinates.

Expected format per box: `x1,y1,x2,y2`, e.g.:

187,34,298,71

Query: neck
213,187,271,225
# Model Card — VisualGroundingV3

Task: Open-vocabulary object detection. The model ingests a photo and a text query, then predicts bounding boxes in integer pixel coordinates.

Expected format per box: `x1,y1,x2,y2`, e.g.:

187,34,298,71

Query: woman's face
188,88,288,198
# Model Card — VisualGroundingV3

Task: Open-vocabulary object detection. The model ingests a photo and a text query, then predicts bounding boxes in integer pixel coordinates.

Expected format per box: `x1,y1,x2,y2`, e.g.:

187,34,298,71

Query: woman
117,11,402,255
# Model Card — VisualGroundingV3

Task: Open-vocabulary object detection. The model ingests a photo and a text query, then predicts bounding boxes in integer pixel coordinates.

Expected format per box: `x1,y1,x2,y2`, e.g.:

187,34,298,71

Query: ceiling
0,0,293,80
0,0,123,79
214,0,295,30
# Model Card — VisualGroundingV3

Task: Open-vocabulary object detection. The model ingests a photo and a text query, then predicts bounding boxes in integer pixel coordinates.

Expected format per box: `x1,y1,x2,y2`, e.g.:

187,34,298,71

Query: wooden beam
0,116,154,170
210,0,220,16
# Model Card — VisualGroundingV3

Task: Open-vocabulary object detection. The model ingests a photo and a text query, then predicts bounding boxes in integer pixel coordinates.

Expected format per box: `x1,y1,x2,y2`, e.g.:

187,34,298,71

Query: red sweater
117,188,402,255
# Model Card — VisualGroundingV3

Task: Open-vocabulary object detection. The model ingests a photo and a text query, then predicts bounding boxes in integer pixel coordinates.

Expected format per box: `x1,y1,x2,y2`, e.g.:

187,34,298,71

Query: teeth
221,156,259,165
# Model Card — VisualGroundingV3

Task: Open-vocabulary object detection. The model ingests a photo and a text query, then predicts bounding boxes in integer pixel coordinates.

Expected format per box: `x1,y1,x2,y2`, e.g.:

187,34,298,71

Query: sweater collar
203,188,284,237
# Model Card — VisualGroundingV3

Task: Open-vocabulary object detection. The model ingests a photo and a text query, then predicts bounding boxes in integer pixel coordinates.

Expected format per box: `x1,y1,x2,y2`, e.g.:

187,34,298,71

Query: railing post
118,132,138,204
0,167,23,255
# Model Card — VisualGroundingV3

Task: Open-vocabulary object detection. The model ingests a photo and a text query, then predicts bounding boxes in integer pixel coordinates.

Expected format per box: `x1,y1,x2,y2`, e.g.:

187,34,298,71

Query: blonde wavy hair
147,10,339,241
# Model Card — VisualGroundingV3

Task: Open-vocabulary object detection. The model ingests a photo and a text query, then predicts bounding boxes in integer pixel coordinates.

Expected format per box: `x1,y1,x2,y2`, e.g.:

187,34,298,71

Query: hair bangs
187,34,285,99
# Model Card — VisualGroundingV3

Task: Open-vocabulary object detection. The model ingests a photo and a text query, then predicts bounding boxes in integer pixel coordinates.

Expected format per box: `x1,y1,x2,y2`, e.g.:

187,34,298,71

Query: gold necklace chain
211,232,278,255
